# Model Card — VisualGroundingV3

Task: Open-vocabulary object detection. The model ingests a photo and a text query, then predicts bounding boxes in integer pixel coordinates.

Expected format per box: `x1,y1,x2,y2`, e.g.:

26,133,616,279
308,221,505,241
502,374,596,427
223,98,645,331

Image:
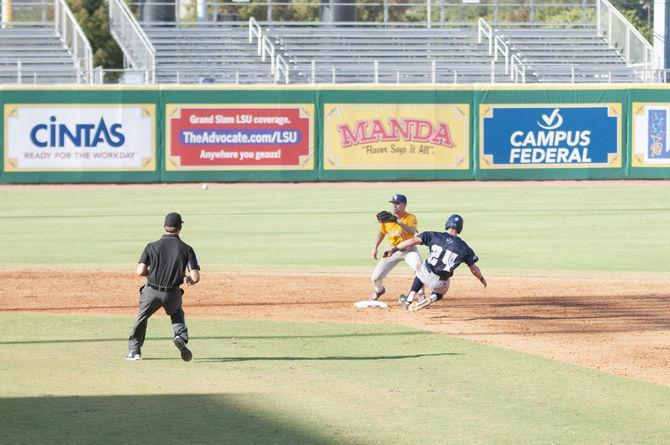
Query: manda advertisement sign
323,104,470,170
165,105,314,171
3,104,156,172
480,105,621,169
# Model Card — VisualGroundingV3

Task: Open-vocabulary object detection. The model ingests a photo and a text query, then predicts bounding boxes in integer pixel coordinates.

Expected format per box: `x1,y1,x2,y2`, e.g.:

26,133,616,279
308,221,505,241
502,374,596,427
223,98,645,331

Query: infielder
384,214,486,311
370,194,423,301
127,212,200,361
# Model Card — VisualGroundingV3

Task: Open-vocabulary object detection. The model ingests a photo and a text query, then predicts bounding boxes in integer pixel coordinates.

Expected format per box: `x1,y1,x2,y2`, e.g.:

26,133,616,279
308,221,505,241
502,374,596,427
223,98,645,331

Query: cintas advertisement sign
3,104,156,172
165,104,314,171
480,104,621,169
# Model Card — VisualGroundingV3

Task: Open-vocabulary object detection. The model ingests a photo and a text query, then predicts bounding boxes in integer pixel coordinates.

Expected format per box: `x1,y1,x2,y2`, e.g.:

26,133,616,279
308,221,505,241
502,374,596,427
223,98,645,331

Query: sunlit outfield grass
0,183,669,273
1,313,669,445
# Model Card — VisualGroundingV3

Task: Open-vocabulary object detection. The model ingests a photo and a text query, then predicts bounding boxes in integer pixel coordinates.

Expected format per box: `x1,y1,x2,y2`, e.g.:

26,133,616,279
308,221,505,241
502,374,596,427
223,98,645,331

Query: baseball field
1,181,670,444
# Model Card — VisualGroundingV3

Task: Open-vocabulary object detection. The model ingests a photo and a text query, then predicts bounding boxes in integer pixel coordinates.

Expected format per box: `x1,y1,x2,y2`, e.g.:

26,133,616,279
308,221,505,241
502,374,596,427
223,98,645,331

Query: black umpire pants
128,285,188,353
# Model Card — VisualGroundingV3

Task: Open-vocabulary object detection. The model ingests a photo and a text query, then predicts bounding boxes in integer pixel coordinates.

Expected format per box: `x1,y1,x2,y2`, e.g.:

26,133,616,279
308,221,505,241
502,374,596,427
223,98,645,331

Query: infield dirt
2,270,669,387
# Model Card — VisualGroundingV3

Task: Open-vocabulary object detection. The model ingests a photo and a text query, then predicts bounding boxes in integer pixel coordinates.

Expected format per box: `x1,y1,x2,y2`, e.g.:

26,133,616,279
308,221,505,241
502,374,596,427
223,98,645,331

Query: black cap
164,212,183,227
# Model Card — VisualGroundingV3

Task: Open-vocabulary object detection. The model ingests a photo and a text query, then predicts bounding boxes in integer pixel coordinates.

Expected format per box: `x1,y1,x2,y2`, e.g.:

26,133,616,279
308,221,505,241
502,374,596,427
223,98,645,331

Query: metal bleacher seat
0,26,80,84
264,24,511,84
143,23,276,84
498,26,641,82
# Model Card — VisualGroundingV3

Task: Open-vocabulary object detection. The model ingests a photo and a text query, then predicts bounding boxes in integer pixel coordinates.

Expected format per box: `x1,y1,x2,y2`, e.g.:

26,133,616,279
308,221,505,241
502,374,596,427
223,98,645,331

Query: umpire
127,212,200,362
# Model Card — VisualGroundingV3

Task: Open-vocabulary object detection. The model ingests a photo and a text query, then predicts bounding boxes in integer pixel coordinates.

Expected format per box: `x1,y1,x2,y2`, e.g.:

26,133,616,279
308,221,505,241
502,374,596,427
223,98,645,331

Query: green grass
1,313,669,444
1,183,670,273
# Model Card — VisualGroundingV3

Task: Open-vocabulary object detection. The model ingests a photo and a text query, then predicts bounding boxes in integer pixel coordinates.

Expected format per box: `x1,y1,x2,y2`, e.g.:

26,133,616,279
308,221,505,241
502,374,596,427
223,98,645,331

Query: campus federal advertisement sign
631,103,670,167
3,104,156,172
480,104,621,169
165,104,314,170
323,104,470,170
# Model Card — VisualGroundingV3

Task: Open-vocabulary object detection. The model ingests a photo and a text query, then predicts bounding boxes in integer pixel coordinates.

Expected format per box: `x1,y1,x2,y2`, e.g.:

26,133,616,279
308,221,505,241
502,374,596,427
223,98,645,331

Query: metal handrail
511,54,526,82
478,17,492,54
109,0,156,83
494,35,509,73
53,0,93,83
275,54,290,84
479,17,526,81
249,17,262,53
596,0,658,71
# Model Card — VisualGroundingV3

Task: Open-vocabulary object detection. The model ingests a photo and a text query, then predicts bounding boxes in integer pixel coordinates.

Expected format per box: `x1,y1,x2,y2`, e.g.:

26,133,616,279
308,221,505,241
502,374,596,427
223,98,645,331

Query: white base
354,300,388,309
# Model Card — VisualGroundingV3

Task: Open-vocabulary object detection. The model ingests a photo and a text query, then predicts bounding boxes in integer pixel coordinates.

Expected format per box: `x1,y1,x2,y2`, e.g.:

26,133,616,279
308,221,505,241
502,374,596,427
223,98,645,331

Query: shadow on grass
142,352,461,363
0,394,334,445
0,330,433,346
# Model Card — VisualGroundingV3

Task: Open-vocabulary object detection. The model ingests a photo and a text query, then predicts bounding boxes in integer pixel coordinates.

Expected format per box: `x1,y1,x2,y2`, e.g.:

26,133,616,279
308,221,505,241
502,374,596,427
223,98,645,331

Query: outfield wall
2,85,670,183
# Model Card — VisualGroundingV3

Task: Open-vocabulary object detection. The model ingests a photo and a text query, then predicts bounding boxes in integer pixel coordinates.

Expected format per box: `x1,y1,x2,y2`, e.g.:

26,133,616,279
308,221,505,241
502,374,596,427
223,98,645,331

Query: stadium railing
109,0,156,83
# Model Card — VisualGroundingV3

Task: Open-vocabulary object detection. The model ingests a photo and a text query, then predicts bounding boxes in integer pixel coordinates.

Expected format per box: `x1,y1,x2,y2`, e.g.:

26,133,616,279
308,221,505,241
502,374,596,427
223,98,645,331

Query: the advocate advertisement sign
632,103,670,167
323,104,470,170
165,105,314,170
4,104,156,172
480,104,621,169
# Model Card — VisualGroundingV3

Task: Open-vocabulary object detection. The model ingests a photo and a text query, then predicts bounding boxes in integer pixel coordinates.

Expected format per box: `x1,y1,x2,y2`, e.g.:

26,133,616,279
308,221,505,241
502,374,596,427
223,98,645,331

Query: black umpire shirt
139,234,200,288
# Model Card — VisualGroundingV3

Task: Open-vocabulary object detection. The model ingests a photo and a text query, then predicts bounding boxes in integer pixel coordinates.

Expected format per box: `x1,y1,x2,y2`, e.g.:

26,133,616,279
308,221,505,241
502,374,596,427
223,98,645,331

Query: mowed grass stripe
1,184,669,272
1,314,668,444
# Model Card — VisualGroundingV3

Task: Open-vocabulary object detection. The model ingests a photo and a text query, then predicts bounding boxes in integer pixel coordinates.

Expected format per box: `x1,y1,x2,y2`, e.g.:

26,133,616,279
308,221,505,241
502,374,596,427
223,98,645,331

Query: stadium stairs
263,24,512,84
0,26,82,84
498,26,641,83
143,23,276,84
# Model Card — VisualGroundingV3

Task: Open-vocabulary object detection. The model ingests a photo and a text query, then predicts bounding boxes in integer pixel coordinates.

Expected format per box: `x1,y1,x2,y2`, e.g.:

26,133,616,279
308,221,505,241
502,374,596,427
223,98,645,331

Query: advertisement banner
323,104,470,170
3,104,156,172
480,104,621,169
631,103,670,167
165,104,314,170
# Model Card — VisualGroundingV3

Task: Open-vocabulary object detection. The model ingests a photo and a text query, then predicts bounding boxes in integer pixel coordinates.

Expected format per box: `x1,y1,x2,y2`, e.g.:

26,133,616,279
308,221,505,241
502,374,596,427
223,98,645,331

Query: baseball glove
376,210,397,223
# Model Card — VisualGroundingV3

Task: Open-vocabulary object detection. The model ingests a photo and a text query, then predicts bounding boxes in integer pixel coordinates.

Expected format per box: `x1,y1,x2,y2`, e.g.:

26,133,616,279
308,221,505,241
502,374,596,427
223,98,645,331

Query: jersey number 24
427,245,457,272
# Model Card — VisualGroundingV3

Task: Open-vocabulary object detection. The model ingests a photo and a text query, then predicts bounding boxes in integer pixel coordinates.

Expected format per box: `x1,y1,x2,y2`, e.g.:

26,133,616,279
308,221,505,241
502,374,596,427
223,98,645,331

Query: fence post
332,66,336,84
17,60,21,85
374,60,379,84
311,60,316,84
490,59,494,83
571,65,575,83
431,60,436,83
426,0,431,27
608,9,612,44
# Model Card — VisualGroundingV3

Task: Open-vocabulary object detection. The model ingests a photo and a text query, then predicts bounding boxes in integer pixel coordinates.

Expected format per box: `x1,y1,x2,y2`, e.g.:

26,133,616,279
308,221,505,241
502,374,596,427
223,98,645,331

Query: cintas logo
337,118,454,148
30,115,125,148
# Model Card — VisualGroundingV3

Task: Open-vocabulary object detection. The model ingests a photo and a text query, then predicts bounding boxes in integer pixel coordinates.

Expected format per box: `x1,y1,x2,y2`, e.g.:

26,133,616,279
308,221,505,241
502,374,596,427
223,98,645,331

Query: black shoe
173,336,193,362
370,288,386,301
398,294,411,310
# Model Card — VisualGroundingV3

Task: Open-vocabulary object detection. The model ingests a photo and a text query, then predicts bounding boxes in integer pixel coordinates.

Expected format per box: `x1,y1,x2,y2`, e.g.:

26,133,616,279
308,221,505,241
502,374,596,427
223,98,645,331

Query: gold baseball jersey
381,213,418,246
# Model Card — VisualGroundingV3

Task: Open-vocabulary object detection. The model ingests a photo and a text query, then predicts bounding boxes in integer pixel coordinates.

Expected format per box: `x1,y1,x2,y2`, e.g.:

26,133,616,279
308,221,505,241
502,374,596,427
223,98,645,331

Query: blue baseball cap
389,194,407,204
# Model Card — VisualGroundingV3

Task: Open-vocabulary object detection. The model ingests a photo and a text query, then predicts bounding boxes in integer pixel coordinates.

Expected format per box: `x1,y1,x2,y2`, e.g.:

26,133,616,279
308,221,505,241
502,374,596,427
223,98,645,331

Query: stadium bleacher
145,23,275,84
0,27,79,84
0,0,92,85
264,24,510,84
498,26,640,83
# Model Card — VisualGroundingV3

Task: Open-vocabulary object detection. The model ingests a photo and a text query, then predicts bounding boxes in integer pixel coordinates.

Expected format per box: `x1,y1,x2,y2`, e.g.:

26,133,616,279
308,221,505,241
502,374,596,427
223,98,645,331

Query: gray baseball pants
372,246,422,293
128,285,188,354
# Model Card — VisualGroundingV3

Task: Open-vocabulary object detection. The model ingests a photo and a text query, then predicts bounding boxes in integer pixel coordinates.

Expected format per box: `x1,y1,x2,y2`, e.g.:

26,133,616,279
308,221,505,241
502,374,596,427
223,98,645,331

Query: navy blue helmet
445,214,464,233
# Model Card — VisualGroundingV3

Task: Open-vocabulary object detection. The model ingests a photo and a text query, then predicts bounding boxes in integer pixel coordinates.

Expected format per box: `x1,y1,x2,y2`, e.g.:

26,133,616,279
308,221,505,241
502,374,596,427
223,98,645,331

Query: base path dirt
2,271,669,387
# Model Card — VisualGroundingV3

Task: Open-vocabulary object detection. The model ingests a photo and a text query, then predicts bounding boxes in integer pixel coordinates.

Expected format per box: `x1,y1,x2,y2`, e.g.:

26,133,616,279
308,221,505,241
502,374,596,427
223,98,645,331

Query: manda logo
509,108,592,164
337,118,454,148
30,116,125,148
